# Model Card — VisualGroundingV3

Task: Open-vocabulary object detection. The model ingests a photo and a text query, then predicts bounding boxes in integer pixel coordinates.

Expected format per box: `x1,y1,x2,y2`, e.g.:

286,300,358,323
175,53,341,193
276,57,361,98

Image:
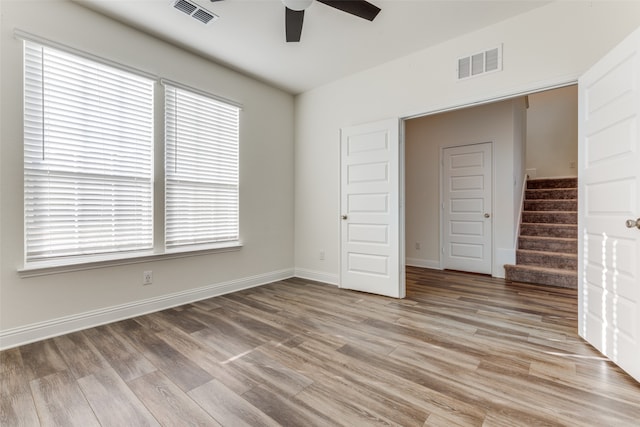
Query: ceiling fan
281,0,381,42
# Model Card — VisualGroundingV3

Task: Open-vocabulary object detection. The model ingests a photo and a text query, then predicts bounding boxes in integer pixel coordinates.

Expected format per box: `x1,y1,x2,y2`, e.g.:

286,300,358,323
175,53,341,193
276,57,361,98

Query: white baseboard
406,258,442,270
293,268,339,286
0,268,294,351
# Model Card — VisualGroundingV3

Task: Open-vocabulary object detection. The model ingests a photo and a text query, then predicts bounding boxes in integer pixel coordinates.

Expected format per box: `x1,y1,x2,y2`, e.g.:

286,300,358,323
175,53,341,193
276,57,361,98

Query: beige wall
0,0,295,347
405,99,526,272
526,85,578,178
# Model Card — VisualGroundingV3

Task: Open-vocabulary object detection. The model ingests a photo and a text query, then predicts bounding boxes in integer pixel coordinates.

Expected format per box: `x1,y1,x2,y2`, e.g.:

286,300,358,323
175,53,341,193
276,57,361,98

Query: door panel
442,142,493,274
340,119,404,298
579,26,640,382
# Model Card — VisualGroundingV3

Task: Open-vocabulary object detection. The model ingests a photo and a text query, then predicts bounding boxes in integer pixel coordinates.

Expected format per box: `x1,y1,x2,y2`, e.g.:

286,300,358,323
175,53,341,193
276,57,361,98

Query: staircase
505,177,578,288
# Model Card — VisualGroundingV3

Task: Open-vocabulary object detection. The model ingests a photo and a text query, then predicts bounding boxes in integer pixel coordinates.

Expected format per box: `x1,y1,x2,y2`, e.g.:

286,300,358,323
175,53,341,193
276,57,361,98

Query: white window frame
164,82,241,251
17,33,243,276
23,40,155,267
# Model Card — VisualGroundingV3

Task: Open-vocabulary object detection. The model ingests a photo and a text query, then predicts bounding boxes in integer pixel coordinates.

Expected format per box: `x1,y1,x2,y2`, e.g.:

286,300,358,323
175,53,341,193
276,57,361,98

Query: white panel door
442,143,492,274
579,27,640,383
340,119,404,298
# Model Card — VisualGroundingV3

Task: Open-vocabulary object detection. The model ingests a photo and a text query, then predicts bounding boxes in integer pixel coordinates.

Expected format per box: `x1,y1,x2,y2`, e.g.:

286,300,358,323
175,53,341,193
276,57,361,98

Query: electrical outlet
143,270,153,285
319,250,325,261
415,242,421,250
569,160,576,169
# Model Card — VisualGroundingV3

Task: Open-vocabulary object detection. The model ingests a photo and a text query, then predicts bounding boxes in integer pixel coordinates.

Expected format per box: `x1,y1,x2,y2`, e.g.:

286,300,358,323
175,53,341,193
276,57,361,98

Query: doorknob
341,215,348,220
484,213,490,218
626,218,640,229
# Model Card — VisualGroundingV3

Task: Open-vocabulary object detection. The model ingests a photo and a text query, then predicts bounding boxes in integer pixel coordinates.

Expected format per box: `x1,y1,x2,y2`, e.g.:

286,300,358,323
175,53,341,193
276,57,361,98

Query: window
164,84,240,249
22,38,242,269
23,41,154,263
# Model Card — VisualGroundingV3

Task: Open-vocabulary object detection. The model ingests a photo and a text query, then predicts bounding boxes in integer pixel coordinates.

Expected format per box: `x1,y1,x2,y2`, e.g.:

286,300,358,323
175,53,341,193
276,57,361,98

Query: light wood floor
2,267,639,426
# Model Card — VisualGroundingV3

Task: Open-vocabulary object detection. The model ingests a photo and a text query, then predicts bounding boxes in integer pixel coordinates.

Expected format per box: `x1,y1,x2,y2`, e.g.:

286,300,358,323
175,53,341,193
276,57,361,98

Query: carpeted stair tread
516,249,577,270
505,264,577,288
518,235,577,253
524,199,577,211
526,177,577,189
506,176,579,289
522,211,577,224
520,223,577,238
525,188,577,200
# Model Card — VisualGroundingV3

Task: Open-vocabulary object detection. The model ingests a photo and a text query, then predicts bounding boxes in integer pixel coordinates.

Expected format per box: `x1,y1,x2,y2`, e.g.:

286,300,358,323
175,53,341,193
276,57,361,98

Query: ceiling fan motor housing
282,0,314,11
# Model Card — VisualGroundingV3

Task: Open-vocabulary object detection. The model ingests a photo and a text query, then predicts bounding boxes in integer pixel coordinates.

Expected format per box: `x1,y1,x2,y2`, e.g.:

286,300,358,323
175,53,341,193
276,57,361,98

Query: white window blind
164,85,240,249
23,41,154,263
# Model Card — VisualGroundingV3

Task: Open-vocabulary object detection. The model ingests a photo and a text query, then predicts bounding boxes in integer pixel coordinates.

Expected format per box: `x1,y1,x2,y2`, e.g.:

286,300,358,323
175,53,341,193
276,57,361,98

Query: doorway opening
404,85,578,280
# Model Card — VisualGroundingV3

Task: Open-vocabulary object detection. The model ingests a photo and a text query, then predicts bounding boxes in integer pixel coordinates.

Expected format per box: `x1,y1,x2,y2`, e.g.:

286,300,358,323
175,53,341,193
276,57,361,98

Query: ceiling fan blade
317,0,380,21
285,8,305,42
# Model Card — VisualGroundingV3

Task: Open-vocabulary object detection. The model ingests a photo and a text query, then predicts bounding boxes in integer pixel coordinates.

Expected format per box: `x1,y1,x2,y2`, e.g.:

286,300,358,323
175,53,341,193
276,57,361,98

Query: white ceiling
72,0,549,94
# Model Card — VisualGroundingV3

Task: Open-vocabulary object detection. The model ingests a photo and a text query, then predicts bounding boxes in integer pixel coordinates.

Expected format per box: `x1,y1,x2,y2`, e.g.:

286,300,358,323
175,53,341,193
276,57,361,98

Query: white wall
0,0,295,347
526,85,579,178
513,97,528,239
404,99,526,276
294,1,640,284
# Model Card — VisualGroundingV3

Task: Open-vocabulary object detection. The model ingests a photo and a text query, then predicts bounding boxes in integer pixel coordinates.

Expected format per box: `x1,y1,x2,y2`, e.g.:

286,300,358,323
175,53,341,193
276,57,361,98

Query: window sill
18,241,243,278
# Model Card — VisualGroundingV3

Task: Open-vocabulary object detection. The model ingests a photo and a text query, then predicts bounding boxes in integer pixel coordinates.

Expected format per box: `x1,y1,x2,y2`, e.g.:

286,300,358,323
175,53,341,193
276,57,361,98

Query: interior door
442,142,493,274
340,118,404,298
578,26,640,382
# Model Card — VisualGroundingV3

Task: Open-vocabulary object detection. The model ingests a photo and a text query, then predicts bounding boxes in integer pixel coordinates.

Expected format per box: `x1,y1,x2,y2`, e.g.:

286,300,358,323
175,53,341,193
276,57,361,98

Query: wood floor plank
217,293,282,315
30,371,100,427
83,324,156,382
154,326,258,394
423,412,479,427
0,392,40,427
146,308,208,334
127,370,220,426
0,347,23,375
19,340,67,381
0,350,40,426
189,297,223,311
309,368,430,426
2,267,639,426
241,384,335,427
188,379,279,427
188,308,268,359
0,348,30,396
389,343,481,377
336,342,579,426
208,300,310,346
295,381,395,426
291,336,487,425
258,327,480,425
227,348,313,397
129,314,167,333
53,332,110,379
110,319,213,392
216,307,297,344
77,368,159,427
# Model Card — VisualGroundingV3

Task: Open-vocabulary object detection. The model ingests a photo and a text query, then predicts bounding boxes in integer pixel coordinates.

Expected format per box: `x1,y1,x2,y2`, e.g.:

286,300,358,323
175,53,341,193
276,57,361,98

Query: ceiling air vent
457,45,502,80
192,8,215,24
173,0,218,24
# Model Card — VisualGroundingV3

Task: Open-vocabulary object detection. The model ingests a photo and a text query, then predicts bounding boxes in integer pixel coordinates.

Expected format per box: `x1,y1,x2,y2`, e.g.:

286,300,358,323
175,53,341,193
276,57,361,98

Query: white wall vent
173,0,218,24
457,45,502,80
